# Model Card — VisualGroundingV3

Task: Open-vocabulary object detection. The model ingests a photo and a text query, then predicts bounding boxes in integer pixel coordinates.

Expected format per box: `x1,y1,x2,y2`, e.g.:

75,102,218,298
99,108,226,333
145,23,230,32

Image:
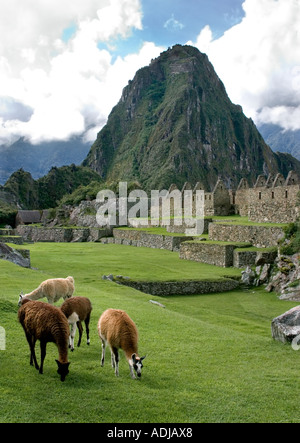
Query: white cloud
0,0,163,145
164,14,185,31
188,0,300,131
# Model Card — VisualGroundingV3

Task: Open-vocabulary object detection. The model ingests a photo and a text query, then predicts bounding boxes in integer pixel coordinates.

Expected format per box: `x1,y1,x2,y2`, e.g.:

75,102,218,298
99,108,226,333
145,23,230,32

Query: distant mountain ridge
83,45,300,191
258,124,300,161
0,137,91,185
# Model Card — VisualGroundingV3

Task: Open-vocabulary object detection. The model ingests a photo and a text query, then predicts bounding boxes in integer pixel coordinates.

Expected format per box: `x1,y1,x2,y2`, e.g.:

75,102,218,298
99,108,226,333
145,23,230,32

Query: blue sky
0,0,299,145
98,0,245,58
140,0,244,43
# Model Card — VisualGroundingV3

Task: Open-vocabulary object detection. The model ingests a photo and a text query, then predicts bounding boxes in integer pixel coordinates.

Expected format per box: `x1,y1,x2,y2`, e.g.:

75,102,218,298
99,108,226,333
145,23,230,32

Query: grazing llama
18,276,75,306
18,299,70,381
60,296,92,352
98,308,146,379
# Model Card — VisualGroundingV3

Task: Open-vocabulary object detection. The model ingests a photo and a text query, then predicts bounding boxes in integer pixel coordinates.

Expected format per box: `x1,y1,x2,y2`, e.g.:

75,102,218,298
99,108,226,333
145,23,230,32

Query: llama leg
112,347,119,376
110,348,115,368
39,340,47,374
27,334,39,370
25,333,34,366
85,315,90,345
70,322,77,351
101,339,106,367
77,321,83,348
129,362,136,380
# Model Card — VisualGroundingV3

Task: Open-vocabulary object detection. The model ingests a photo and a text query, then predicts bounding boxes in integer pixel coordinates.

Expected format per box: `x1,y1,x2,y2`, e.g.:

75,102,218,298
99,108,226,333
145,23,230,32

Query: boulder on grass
271,306,300,344
0,243,30,268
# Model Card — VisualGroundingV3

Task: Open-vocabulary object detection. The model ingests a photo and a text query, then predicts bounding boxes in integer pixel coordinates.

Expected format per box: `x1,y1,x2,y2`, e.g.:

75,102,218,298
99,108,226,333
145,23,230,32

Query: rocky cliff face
83,44,300,191
266,254,300,301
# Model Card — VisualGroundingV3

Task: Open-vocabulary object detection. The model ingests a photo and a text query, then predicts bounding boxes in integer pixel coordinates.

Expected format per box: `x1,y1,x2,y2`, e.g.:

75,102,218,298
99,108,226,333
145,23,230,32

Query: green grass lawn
0,242,299,423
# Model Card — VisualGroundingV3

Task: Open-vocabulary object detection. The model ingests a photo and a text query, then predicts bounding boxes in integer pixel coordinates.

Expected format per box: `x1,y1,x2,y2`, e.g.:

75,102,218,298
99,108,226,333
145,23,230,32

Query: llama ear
131,353,137,362
140,355,147,361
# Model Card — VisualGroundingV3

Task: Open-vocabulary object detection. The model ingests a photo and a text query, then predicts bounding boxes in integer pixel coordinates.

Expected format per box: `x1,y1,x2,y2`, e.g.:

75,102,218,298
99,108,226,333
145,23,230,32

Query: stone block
180,241,247,267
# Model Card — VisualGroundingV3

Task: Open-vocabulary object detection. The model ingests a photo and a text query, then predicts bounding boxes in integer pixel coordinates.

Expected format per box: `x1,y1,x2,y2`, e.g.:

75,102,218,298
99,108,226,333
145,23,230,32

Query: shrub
0,203,17,227
281,221,300,255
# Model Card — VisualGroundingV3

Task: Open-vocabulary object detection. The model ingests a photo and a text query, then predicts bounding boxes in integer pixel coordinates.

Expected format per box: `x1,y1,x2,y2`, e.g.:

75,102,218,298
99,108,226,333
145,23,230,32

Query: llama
60,296,92,352
18,299,70,381
18,276,75,306
98,308,146,379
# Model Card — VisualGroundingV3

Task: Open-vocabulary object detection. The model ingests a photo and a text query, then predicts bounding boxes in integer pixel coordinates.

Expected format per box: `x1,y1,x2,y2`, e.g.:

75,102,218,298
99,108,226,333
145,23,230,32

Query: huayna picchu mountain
83,44,300,191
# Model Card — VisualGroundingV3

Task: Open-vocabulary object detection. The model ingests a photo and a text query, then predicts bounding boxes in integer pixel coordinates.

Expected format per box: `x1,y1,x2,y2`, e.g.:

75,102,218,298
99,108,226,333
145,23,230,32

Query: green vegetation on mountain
2,165,102,210
84,44,300,191
59,180,142,207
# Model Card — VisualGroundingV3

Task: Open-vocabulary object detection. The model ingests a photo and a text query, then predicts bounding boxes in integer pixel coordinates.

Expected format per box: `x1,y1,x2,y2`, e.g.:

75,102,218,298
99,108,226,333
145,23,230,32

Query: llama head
55,360,70,382
132,354,146,378
18,292,24,307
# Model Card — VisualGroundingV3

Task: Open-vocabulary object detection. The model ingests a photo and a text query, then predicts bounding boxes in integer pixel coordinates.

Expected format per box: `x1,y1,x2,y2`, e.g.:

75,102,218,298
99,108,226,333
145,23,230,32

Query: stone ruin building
169,170,300,224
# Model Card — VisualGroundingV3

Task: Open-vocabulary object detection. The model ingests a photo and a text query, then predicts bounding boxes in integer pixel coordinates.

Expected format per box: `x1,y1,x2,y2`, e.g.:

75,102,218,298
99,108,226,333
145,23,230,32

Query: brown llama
18,299,70,381
60,296,92,351
98,308,146,379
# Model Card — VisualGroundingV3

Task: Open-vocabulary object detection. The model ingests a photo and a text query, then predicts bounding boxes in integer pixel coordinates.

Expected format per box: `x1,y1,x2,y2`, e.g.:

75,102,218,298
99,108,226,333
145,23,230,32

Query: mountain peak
83,44,300,190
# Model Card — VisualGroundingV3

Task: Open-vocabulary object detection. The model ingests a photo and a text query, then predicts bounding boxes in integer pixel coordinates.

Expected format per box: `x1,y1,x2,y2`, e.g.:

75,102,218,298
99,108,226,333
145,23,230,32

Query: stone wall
169,171,300,223
116,277,239,296
16,225,111,243
180,241,250,267
113,229,193,251
209,223,285,248
234,178,249,216
212,180,232,216
233,248,278,268
248,185,299,223
0,235,23,245
166,218,212,235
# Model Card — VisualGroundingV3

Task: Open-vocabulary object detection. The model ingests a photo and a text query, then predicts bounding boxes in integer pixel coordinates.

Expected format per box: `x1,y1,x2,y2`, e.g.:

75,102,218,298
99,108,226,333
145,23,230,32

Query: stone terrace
180,241,251,267
13,217,287,269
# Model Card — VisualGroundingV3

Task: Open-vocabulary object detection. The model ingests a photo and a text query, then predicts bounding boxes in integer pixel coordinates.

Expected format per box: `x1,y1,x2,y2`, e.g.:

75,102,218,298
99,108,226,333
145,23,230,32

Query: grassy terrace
114,226,188,236
212,216,289,228
130,214,290,227
1,242,300,423
10,242,241,282
182,240,251,247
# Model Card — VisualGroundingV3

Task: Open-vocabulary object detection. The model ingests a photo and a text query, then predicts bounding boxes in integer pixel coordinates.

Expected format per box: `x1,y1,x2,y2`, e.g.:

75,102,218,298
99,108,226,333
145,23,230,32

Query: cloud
0,0,163,145
188,0,300,131
164,14,185,31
